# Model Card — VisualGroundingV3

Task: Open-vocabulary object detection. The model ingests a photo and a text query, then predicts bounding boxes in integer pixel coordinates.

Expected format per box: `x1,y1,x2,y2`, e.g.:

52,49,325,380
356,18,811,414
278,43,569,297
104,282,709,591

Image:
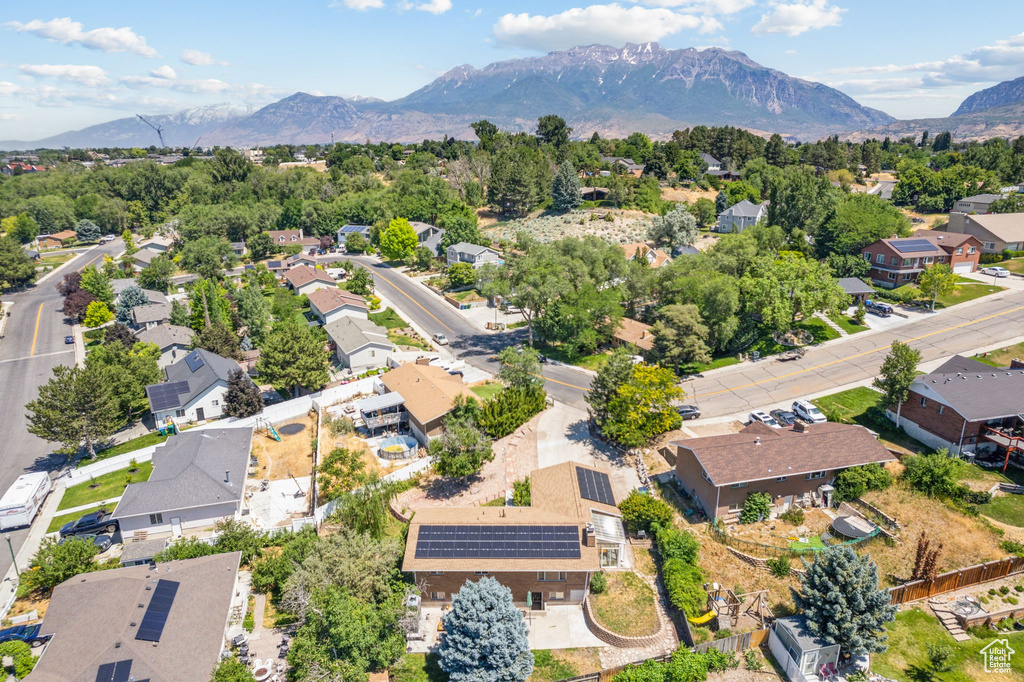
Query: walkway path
58,496,122,516
815,312,848,338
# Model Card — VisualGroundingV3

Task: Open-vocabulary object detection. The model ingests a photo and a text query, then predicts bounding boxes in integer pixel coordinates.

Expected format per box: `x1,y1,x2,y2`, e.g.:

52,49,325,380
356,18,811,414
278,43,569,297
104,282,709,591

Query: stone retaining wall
725,546,805,578
582,593,663,648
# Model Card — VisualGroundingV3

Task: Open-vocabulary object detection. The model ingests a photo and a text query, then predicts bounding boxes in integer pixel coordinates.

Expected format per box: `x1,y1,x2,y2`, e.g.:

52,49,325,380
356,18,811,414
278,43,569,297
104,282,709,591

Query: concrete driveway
537,403,641,500
526,605,606,649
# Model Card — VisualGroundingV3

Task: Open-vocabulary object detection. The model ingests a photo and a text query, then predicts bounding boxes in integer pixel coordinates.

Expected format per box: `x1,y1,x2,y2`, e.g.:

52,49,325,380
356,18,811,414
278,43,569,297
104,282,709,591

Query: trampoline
830,515,876,539
278,423,306,436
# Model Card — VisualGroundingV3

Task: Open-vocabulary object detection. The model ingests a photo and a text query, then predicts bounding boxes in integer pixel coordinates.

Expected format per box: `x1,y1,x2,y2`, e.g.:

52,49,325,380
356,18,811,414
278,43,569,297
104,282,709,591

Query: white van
0,473,51,531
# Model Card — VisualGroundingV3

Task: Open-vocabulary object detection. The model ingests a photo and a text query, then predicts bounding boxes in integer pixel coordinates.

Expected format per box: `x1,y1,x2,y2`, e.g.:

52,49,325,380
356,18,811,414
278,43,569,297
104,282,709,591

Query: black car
770,409,798,427
58,533,112,552
864,299,893,317
64,335,74,345
676,404,702,420
0,624,46,647
59,509,117,538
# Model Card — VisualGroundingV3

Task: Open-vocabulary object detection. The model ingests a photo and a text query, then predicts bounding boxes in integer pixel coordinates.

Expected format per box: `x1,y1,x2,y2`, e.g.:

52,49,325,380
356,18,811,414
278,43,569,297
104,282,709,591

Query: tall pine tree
552,161,582,212
224,368,264,418
26,365,121,458
256,318,330,397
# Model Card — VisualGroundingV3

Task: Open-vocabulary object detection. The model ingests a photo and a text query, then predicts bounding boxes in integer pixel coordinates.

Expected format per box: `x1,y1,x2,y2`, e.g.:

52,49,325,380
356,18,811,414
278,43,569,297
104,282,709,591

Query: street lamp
5,535,18,577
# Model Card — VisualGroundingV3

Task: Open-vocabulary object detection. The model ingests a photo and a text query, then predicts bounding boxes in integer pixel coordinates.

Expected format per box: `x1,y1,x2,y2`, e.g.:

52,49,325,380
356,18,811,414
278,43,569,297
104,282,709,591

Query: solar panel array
147,381,190,411
135,579,179,642
184,351,205,372
890,238,936,253
415,525,580,559
576,466,615,506
340,224,369,233
95,659,136,682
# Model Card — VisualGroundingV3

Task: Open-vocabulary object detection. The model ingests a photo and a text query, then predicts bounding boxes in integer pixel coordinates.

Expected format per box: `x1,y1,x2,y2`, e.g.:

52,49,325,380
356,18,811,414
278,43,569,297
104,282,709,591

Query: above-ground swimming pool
379,435,418,460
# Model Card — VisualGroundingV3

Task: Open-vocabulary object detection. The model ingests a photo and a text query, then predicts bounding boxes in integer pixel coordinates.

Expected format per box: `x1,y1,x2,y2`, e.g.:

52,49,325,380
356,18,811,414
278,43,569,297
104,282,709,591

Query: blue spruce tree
115,284,150,325
438,577,533,682
552,161,582,212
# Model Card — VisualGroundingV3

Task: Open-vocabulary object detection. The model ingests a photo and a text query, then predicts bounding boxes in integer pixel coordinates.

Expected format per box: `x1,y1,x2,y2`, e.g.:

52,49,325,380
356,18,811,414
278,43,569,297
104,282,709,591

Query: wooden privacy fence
888,556,1024,605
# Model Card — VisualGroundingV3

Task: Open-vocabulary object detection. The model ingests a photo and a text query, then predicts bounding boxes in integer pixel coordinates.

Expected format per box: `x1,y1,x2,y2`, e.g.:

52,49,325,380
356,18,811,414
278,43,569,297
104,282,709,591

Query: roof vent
115,641,121,648
225,470,231,485
754,437,761,445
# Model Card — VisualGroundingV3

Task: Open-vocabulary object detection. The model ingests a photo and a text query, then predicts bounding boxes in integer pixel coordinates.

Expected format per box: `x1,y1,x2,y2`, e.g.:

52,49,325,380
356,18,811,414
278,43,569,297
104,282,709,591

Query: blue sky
2,1,1024,140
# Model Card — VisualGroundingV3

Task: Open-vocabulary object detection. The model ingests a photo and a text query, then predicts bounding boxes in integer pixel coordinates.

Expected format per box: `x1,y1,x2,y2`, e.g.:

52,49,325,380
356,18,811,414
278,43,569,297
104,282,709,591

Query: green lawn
537,344,610,371
389,653,447,682
980,494,1024,527
828,312,869,335
368,307,407,329
449,288,485,303
507,320,528,330
682,355,742,374
37,253,76,268
471,382,504,401
789,535,826,550
872,607,1024,681
47,503,113,534
390,332,430,350
80,431,171,467
935,282,1005,308
58,461,154,510
811,386,926,453
960,461,1024,487
1001,258,1024,274
973,341,1024,368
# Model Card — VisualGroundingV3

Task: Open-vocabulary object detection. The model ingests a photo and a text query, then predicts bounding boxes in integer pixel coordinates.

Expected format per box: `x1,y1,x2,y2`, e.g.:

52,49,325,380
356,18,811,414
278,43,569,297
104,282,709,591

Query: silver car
433,333,449,346
980,266,1010,277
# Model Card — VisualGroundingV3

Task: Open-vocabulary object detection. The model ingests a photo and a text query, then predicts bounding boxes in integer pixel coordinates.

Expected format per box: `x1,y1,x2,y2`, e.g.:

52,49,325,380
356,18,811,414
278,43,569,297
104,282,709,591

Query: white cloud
640,0,755,15
180,49,229,66
0,82,22,97
493,4,721,53
5,17,157,57
0,113,23,120
468,8,483,18
751,1,844,37
329,0,385,9
414,0,453,14
17,64,110,87
150,65,178,80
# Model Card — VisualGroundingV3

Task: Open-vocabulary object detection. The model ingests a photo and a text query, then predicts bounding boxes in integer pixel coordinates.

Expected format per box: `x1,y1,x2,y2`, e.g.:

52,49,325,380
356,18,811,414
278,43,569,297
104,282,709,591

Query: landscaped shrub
662,558,707,616
779,507,805,525
902,451,964,498
1001,540,1024,556
478,386,546,438
744,649,763,671
833,463,893,502
927,643,954,672
767,555,792,578
703,649,738,671
512,477,531,506
653,524,699,564
619,492,674,534
714,628,733,640
739,491,773,524
1000,585,1011,595
0,641,36,680
590,572,607,595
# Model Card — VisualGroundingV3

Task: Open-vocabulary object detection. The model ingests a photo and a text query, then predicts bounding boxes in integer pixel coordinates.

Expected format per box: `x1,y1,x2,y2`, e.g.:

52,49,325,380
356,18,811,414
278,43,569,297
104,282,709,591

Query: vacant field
252,415,316,480
861,481,1007,585
873,607,1024,681
698,526,800,614
660,186,719,204
589,571,660,637
485,208,656,244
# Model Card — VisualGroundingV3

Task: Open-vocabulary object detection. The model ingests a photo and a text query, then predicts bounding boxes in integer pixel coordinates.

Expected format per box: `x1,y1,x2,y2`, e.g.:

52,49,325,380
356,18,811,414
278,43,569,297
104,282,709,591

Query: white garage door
953,263,973,274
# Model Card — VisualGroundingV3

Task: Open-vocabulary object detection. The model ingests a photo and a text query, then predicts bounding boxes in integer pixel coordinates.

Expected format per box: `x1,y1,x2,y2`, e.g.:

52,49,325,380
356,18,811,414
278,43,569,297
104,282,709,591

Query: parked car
864,299,893,317
749,410,781,428
64,335,74,345
792,399,827,424
769,409,797,427
980,266,1010,277
59,533,112,552
0,624,47,647
433,333,449,346
59,509,117,538
100,234,116,243
676,404,701,420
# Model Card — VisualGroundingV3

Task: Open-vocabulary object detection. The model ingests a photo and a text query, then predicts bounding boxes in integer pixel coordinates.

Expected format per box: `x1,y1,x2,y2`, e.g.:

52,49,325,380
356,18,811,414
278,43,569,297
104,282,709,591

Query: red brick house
403,462,627,610
860,232,980,288
894,355,1024,465
671,422,896,522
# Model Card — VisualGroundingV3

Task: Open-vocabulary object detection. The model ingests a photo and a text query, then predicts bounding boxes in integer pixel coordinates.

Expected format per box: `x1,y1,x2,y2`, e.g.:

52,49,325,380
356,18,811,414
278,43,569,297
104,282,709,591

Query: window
430,592,446,600
728,501,743,512
700,468,712,483
924,257,933,264
370,350,375,358
968,246,977,254
429,571,444,576
887,272,896,281
890,256,898,266
175,409,185,418
876,253,885,264
920,397,927,407
806,471,826,481
902,258,913,267
956,247,963,255
984,242,995,250
776,476,788,482
474,571,488,576
902,273,913,281
212,400,219,406
864,252,871,262
730,482,748,489
538,572,566,582
548,592,566,601
149,513,163,524
938,405,944,415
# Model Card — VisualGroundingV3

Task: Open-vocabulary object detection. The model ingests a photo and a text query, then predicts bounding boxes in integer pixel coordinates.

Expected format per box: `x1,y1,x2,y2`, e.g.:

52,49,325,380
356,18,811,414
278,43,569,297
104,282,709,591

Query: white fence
68,378,380,485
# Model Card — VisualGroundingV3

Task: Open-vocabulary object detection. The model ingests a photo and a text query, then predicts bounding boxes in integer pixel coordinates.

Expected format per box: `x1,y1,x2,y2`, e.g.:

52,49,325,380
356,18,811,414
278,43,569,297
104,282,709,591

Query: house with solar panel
111,427,252,541
860,234,978,288
27,552,242,682
337,224,372,248
402,462,627,611
145,349,246,425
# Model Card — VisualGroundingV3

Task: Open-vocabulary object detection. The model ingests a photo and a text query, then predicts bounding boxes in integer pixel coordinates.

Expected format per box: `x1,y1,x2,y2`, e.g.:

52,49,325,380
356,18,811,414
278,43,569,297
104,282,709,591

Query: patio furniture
827,661,839,678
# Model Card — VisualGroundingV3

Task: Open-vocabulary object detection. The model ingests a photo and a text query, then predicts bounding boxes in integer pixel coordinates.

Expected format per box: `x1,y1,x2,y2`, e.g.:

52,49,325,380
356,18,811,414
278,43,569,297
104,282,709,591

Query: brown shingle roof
308,287,367,313
284,264,334,289
621,242,670,267
46,230,77,241
531,462,621,520
29,552,241,682
671,422,895,486
267,229,302,242
613,317,655,352
380,363,475,424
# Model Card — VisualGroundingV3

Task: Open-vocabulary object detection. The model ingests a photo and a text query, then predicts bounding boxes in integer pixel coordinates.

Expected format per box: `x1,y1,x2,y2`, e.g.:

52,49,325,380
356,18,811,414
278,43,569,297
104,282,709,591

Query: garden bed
588,571,660,637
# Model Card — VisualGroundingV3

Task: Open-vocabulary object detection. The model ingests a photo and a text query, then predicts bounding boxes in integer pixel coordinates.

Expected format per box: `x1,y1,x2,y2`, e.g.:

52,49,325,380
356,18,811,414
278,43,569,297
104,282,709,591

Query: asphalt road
327,256,1024,423
0,240,124,577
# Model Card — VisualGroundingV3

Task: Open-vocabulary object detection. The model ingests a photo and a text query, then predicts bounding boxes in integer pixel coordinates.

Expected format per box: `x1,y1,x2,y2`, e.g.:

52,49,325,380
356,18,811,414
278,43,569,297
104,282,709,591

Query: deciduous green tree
602,364,683,447
79,265,113,305
256,318,330,397
917,263,957,311
648,205,698,251
26,365,121,458
21,536,100,595
587,349,635,426
741,253,850,331
872,340,921,427
497,345,544,391
0,236,36,288
136,254,175,292
378,217,418,261
83,300,113,327
179,236,236,279
9,213,39,244
85,340,162,422
651,304,712,370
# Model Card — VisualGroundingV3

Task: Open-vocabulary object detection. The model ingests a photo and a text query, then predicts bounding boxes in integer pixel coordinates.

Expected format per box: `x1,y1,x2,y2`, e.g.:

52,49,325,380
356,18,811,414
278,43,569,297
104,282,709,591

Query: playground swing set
688,584,773,631
255,417,282,442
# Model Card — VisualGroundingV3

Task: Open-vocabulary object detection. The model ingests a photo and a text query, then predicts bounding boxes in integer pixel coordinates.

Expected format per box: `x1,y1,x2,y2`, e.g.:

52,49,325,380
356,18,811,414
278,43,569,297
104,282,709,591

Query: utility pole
5,535,18,577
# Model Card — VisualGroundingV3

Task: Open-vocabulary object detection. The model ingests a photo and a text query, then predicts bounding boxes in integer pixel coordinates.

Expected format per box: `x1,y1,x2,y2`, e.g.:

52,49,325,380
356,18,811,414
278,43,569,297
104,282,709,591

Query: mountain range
1,43,1022,149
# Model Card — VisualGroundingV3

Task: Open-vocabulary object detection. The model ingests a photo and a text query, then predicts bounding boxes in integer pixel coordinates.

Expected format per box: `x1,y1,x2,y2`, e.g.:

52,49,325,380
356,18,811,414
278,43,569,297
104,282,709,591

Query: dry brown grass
861,481,1006,585
6,593,49,623
632,546,656,577
698,527,799,614
590,571,660,637
661,186,718,204
253,414,317,480
728,508,832,548
528,648,602,682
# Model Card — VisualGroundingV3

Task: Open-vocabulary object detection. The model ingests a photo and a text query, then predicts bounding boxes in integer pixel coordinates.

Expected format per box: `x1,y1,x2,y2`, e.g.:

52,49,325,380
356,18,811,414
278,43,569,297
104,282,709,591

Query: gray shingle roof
960,193,1004,203
776,616,834,652
913,354,1024,421
135,324,195,351
133,249,159,265
111,279,167,305
31,552,241,682
119,537,169,564
325,316,391,354
449,242,496,257
700,153,721,166
838,277,875,296
145,348,240,412
720,199,766,218
112,427,253,519
131,302,171,325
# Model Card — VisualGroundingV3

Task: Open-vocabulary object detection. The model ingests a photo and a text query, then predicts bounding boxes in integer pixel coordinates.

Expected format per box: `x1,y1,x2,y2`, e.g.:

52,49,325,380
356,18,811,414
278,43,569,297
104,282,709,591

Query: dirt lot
697,527,800,616
862,480,1007,586
660,186,718,204
252,414,316,481
485,209,657,244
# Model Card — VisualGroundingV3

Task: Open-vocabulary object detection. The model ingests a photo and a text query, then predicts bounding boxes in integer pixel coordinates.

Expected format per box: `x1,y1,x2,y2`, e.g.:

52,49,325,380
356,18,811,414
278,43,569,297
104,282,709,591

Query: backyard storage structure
768,615,841,682
0,472,50,530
